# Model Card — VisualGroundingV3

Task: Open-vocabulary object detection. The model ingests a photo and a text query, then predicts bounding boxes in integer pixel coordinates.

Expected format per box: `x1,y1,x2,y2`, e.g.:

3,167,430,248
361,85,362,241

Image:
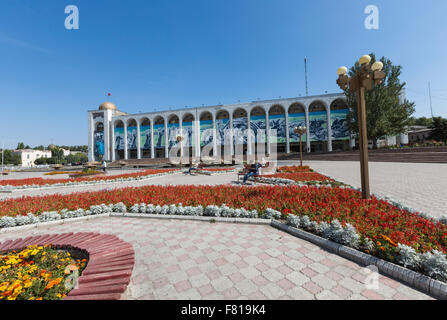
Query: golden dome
99,102,117,111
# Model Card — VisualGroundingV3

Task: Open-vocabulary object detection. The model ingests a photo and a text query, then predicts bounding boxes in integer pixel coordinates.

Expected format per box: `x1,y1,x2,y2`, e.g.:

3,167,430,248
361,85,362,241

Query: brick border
270,220,447,300
0,232,134,300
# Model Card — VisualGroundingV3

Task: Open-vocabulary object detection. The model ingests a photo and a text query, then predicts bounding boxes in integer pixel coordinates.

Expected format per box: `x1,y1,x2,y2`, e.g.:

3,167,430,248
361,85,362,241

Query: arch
168,114,180,124
330,98,350,151
215,110,230,148
268,104,286,151
93,122,105,161
113,120,125,160
250,107,267,155
95,122,104,131
199,111,213,153
140,117,151,158
216,109,230,119
182,113,195,123
153,116,166,158
182,113,195,153
139,117,151,126
288,103,307,151
126,119,138,159
199,111,213,121
250,106,265,117
268,104,286,116
308,100,329,152
233,108,247,119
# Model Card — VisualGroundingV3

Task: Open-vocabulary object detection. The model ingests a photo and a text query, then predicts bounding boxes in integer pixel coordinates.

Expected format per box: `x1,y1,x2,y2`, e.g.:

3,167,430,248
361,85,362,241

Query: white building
13,149,52,167
88,93,354,162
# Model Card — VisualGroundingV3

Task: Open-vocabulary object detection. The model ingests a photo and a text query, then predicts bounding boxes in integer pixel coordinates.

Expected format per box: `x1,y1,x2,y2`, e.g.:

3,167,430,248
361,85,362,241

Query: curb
0,232,134,300
270,220,447,300
0,171,178,193
110,213,271,225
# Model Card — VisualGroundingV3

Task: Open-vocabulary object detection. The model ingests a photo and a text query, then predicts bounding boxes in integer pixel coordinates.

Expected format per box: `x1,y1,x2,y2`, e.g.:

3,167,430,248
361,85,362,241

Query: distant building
13,149,52,167
407,125,433,144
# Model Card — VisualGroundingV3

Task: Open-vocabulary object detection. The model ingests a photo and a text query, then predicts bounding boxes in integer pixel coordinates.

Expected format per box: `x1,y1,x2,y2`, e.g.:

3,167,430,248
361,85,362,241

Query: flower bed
1,185,446,254
276,165,313,173
0,245,86,300
0,169,177,191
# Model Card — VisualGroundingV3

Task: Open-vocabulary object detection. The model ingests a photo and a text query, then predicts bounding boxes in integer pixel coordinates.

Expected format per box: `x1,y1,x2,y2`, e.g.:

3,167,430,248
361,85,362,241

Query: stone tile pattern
302,160,447,219
0,232,134,300
0,217,433,300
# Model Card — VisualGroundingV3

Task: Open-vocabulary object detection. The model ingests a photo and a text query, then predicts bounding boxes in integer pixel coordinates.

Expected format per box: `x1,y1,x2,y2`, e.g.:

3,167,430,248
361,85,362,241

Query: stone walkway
299,161,447,219
0,217,433,300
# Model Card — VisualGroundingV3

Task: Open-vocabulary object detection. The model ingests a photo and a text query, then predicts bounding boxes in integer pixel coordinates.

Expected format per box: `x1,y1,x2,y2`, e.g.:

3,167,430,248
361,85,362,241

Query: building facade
13,149,52,167
87,93,353,162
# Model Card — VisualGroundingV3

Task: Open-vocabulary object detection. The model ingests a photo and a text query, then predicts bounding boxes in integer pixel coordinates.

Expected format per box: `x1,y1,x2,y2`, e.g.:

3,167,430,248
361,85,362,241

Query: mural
200,119,213,147
288,112,307,143
127,126,138,150
182,122,194,148
269,114,286,143
114,127,125,150
140,125,151,150
331,108,350,140
94,130,104,156
309,111,328,142
216,118,230,145
233,117,248,145
250,115,266,144
153,124,165,148
168,123,179,150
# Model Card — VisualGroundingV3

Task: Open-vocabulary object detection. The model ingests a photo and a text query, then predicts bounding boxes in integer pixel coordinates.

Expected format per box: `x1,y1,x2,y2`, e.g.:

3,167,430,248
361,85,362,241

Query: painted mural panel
94,130,104,156
233,117,248,145
331,108,350,140
140,125,151,150
114,127,125,150
250,115,266,144
216,118,230,145
167,123,179,150
127,126,138,150
200,120,213,147
288,113,307,143
269,114,286,143
309,111,328,142
153,124,165,148
182,122,194,148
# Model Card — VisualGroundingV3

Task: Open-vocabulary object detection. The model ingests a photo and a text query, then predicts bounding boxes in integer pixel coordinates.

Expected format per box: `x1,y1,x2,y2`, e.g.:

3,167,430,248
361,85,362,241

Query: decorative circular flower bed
0,233,134,300
0,245,87,300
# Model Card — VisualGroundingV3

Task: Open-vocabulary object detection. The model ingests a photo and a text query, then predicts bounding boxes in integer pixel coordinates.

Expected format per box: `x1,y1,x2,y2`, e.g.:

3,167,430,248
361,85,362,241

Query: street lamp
336,55,385,199
294,125,307,167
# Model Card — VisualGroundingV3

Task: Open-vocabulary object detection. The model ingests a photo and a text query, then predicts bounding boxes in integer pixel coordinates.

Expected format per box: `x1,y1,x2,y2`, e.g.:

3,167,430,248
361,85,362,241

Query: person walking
102,160,107,173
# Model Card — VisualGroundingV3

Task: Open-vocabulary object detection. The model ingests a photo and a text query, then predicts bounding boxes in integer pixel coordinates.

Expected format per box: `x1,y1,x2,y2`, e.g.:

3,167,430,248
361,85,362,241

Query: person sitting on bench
242,162,262,185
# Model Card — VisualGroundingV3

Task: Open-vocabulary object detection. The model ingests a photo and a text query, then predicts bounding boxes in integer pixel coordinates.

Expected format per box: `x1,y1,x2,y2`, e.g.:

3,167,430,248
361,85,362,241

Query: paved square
0,217,434,300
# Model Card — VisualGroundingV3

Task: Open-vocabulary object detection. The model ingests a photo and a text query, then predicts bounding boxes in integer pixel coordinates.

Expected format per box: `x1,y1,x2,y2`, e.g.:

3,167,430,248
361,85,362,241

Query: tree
16,142,25,150
1,150,21,165
344,53,415,148
430,117,447,142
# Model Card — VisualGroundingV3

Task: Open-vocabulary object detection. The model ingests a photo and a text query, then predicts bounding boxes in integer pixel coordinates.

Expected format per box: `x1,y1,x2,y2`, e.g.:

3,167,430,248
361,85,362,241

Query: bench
237,162,275,183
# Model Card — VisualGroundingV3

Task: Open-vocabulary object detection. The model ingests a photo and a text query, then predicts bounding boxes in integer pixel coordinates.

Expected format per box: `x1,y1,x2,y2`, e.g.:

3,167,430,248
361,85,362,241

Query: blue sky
0,0,446,148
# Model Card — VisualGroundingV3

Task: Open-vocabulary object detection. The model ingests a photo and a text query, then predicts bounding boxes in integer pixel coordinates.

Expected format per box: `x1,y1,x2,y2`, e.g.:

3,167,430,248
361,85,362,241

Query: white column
111,122,116,161
265,111,270,155
247,112,252,156
164,120,168,158
285,113,290,153
327,108,332,152
195,117,201,158
305,107,311,152
124,123,128,160
150,121,155,159
212,114,217,158
88,113,94,162
137,122,141,159
229,113,234,157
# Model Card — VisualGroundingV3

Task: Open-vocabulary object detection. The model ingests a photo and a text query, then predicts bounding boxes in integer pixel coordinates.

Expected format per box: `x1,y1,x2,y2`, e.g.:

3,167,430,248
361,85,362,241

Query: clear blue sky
1,0,446,148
